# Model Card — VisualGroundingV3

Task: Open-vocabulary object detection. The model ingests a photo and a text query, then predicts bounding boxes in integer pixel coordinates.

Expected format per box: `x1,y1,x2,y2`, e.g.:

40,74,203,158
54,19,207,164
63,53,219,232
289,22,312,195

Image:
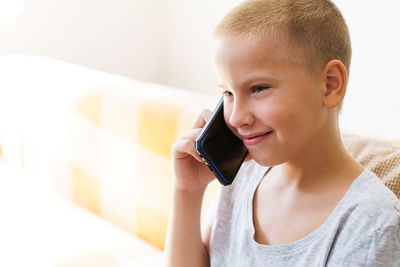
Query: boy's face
213,35,327,166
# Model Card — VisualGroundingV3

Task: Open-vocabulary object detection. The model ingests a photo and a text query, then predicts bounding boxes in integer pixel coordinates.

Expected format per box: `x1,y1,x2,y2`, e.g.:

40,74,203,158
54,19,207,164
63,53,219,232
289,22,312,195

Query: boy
165,0,400,266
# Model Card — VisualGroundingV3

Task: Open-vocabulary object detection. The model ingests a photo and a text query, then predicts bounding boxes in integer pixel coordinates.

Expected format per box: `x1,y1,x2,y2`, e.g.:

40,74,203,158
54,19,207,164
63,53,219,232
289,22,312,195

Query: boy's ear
322,59,347,108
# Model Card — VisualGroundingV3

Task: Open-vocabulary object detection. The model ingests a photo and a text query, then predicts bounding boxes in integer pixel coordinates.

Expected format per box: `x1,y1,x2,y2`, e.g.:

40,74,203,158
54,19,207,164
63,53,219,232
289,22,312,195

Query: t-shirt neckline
246,165,370,254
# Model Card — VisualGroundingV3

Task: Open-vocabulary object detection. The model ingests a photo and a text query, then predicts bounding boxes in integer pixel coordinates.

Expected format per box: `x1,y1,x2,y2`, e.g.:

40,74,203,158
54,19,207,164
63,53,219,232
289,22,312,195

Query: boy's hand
171,110,215,194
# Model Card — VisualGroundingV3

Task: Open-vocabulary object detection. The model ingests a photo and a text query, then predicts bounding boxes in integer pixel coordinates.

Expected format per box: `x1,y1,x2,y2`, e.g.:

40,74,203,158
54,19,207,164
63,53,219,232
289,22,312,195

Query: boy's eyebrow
216,75,278,90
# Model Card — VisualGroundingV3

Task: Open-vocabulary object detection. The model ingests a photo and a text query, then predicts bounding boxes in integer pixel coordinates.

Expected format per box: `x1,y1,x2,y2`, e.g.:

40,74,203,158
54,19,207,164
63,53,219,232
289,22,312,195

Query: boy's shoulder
348,169,399,210
338,168,400,233
326,169,400,265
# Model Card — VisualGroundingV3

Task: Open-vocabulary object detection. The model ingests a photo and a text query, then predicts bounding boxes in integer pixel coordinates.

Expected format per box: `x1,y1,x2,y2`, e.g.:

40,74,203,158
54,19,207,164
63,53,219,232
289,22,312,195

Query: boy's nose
228,100,253,129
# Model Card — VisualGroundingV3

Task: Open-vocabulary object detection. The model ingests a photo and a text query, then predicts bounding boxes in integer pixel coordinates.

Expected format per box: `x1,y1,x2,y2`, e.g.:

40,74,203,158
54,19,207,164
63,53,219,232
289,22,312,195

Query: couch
0,55,219,265
0,55,399,266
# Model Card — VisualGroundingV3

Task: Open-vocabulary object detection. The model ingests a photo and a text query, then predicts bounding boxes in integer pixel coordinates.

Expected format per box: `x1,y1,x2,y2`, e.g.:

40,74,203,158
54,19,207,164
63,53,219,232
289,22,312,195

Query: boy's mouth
240,130,273,146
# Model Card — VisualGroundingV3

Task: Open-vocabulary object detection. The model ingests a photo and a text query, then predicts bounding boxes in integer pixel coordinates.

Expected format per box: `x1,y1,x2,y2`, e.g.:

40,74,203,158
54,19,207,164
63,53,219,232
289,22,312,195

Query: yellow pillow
343,134,400,198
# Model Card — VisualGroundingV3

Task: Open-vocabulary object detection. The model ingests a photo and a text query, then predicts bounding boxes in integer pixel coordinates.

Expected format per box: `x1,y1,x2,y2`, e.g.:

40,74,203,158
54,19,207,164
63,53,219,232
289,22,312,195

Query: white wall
333,1,400,140
0,0,399,139
157,0,242,92
0,0,163,82
0,0,241,92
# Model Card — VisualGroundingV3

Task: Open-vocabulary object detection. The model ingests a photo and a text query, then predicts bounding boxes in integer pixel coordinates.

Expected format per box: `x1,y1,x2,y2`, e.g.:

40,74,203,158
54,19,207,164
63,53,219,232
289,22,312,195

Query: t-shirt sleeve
365,224,400,267
339,222,400,266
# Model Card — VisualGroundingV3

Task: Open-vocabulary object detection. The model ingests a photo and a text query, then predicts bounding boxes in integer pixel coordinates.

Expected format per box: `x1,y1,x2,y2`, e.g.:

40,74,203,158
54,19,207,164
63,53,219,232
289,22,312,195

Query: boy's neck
272,128,363,190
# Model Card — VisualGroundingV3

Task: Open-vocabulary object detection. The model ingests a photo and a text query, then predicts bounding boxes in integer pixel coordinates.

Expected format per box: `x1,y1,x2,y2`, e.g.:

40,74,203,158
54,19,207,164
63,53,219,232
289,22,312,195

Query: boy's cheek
258,105,283,127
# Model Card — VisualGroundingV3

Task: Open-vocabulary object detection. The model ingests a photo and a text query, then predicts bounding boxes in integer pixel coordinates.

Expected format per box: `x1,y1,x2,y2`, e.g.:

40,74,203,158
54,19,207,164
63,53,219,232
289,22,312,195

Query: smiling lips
240,131,273,146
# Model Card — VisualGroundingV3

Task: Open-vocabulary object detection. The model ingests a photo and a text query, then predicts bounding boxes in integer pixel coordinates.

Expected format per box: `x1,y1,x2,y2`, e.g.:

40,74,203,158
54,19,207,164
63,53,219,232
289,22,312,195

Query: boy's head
212,0,352,166
214,0,351,76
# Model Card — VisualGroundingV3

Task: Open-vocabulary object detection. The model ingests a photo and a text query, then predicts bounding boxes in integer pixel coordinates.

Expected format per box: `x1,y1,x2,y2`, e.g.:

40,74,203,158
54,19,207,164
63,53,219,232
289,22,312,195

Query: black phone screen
194,97,248,185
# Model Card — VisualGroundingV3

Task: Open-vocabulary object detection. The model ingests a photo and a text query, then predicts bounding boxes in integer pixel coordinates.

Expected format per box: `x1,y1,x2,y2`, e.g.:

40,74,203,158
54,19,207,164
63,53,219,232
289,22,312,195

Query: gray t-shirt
207,160,400,266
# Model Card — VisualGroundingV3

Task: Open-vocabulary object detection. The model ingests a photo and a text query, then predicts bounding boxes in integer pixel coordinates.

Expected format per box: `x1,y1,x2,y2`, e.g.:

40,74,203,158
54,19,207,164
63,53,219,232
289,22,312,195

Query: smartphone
194,97,248,186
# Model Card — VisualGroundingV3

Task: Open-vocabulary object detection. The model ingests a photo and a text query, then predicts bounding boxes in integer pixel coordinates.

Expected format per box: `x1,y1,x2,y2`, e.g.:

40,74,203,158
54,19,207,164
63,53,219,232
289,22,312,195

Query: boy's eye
251,85,270,93
222,90,233,97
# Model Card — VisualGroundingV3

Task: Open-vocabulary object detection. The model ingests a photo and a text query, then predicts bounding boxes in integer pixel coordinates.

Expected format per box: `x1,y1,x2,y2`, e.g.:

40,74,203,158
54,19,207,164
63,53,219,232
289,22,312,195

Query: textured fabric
343,134,400,198
208,161,400,267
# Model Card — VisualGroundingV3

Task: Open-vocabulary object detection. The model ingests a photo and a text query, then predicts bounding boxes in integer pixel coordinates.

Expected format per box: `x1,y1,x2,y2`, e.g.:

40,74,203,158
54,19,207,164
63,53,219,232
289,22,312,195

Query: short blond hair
214,0,351,74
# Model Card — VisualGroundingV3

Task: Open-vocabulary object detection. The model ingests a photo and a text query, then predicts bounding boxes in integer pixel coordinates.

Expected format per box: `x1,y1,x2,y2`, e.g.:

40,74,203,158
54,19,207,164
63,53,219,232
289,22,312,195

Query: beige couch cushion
343,135,400,198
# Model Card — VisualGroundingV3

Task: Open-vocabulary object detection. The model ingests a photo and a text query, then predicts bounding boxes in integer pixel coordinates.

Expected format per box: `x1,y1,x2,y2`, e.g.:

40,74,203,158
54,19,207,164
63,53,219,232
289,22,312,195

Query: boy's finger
173,138,203,162
179,128,202,140
192,109,212,129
